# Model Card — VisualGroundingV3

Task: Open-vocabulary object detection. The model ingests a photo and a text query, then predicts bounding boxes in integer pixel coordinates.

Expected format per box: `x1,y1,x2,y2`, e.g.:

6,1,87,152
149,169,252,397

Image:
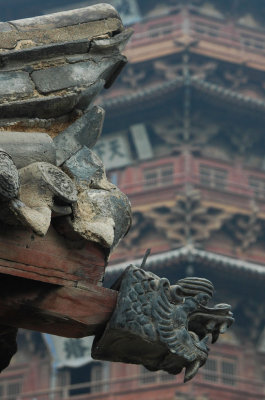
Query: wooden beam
0,274,117,338
0,225,107,287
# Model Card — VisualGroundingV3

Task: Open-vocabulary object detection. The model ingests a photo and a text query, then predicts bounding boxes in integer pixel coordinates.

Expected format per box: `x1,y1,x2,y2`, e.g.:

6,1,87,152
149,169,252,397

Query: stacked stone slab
0,4,132,250
0,4,131,126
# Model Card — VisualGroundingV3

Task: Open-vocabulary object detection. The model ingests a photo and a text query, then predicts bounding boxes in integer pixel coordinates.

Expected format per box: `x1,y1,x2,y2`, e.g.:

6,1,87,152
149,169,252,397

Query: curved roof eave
106,244,265,277
101,76,265,115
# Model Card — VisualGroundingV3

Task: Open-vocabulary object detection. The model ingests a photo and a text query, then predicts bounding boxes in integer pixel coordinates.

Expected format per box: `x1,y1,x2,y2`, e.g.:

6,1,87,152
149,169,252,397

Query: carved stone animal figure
92,266,234,382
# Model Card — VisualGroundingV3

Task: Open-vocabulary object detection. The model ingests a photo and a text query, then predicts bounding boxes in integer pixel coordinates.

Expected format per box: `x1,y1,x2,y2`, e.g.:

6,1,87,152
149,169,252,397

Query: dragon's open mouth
184,305,233,382
93,268,234,384
188,303,234,345
189,330,209,353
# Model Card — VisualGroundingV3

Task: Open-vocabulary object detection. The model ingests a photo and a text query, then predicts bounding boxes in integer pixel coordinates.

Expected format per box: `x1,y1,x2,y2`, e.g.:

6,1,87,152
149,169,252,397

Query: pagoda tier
88,1,265,399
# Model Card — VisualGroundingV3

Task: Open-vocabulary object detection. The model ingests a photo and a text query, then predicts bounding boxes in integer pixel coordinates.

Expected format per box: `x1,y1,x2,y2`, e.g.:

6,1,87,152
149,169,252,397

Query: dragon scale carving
92,266,234,382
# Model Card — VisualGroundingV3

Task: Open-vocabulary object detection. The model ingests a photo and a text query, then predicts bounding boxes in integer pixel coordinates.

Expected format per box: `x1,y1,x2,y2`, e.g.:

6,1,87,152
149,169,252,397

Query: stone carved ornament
92,265,234,382
0,4,133,251
0,141,131,250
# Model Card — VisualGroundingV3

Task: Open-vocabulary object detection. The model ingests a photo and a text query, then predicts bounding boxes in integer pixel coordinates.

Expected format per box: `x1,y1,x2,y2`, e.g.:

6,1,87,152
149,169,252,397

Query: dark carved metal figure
92,266,234,382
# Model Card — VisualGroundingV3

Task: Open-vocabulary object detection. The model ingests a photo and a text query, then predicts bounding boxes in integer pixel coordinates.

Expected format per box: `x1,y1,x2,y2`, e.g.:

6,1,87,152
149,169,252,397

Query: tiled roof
101,77,184,109
107,244,265,276
192,77,265,111
101,76,265,114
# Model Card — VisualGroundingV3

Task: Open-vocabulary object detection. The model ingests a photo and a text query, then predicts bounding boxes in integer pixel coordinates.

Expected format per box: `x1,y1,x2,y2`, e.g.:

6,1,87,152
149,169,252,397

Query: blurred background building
0,1,265,399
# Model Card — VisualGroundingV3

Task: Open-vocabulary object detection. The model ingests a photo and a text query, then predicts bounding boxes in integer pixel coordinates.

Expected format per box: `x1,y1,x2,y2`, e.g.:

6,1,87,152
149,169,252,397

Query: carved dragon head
92,266,234,382
160,276,234,381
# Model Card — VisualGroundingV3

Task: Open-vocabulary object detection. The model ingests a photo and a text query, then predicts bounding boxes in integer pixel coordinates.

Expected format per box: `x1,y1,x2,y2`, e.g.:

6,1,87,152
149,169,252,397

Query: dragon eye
196,293,210,305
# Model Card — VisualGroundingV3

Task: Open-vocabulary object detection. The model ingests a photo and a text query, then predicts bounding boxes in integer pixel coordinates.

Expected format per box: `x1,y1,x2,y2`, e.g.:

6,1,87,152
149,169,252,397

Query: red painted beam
0,225,107,287
0,274,117,338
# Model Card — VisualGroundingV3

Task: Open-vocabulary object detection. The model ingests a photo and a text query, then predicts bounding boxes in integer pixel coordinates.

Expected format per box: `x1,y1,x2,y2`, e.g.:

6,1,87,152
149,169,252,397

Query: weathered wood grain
0,274,117,337
0,225,107,286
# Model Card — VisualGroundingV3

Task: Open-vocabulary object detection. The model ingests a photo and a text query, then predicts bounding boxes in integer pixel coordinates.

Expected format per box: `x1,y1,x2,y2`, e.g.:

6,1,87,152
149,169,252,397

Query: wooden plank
0,225,107,286
0,259,78,287
0,274,117,338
